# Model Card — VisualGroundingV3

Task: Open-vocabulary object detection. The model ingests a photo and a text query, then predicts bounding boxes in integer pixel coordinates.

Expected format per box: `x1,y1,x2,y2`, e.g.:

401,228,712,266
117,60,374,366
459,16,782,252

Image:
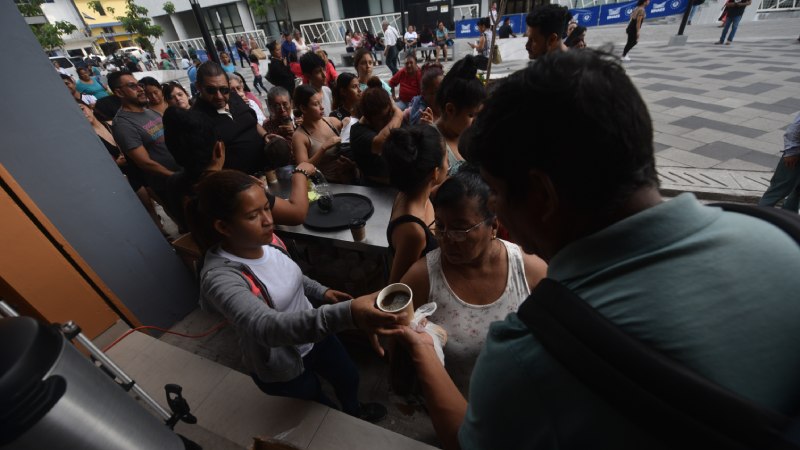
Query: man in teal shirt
394,49,800,450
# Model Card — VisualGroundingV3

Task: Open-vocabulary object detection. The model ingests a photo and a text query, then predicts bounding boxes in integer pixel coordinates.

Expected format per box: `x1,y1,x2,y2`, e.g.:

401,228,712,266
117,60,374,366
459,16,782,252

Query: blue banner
646,0,689,18
598,0,639,26
455,18,480,38
569,7,602,27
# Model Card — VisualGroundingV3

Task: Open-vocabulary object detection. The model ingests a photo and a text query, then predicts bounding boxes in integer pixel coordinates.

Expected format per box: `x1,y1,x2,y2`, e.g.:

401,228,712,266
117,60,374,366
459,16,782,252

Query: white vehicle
118,46,150,62
49,56,79,78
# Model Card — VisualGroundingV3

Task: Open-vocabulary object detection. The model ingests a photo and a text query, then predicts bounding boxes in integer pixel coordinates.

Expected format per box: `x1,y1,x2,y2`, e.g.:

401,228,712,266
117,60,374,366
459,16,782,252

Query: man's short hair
526,4,572,39
196,61,226,86
59,73,73,81
465,49,657,211
299,52,325,76
106,70,132,91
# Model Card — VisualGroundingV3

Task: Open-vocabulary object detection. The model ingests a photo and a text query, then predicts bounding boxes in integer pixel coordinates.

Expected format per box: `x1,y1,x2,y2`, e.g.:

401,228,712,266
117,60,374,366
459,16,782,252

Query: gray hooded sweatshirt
199,245,357,383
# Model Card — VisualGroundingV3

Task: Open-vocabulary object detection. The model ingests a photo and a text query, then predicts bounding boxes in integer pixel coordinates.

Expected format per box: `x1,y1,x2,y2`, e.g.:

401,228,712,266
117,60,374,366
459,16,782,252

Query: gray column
170,12,189,39
326,0,342,20
237,0,255,30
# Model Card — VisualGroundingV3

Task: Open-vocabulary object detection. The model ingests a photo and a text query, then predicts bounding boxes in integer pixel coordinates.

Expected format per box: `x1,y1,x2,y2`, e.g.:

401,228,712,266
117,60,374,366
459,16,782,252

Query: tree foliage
116,0,163,52
246,0,280,20
17,0,78,51
32,21,79,51
162,1,175,14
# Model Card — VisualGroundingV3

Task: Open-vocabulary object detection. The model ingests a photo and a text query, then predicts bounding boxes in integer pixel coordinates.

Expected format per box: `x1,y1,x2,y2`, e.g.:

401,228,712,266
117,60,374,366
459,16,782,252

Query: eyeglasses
121,82,143,91
432,217,494,242
203,86,230,96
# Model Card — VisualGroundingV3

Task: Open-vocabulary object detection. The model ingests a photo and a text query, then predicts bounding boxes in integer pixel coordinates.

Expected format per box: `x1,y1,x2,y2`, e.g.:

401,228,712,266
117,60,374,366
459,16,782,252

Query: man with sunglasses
109,70,183,226
183,61,277,175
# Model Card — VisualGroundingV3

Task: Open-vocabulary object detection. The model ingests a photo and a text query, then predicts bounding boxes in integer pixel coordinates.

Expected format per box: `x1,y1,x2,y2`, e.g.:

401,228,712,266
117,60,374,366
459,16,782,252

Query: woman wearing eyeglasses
383,125,448,283
399,167,546,394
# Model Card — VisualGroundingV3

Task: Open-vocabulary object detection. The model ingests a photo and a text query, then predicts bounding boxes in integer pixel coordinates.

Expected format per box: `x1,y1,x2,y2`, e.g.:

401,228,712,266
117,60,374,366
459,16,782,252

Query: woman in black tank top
383,125,449,283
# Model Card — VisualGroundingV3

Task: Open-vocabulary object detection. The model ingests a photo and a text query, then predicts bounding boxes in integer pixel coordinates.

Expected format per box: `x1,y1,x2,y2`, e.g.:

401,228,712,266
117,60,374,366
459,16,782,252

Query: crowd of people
61,6,800,449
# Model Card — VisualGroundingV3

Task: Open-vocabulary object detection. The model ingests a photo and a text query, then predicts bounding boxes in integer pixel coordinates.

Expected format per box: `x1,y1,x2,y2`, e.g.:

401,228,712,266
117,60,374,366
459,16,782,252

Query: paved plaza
353,17,800,201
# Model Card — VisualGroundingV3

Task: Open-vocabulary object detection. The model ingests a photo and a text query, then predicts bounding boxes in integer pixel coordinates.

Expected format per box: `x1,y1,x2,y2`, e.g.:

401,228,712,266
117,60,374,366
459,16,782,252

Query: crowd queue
64,5,800,449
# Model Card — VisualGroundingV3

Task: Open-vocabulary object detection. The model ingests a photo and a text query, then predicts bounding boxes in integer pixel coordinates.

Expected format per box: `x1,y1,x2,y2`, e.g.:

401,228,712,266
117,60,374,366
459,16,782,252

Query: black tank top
386,215,438,257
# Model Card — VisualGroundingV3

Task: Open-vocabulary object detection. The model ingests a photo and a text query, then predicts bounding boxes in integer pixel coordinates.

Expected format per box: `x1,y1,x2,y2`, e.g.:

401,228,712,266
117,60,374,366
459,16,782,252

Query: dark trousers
237,50,248,67
386,45,399,75
623,30,638,56
253,74,267,94
758,157,800,212
251,335,361,416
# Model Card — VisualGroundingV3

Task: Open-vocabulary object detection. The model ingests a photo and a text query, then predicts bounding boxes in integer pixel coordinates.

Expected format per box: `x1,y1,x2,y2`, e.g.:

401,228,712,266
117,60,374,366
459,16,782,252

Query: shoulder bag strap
517,278,794,450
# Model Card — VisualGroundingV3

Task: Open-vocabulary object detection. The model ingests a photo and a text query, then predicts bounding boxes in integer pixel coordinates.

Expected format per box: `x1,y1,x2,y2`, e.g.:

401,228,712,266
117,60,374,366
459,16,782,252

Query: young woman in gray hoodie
192,169,402,422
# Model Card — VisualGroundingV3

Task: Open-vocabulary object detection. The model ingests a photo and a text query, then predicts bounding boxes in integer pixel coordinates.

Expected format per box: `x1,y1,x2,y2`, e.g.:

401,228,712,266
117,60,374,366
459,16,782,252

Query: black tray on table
304,193,374,231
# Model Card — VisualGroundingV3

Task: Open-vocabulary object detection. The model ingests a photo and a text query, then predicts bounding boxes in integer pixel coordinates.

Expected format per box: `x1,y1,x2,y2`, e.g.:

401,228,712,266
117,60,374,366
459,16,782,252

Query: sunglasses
203,86,231,95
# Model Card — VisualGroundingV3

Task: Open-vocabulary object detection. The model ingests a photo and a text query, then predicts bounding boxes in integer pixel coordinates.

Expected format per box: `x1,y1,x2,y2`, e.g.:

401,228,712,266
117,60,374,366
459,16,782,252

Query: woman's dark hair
359,77,391,123
266,40,278,54
636,0,648,5
230,72,252,92
188,170,259,253
353,48,372,72
478,17,491,28
138,76,160,89
93,95,122,123
384,126,445,194
432,164,493,220
287,52,298,63
196,61,227,86
333,72,358,108
421,63,445,91
565,26,587,48
437,56,486,111
162,82,188,102
249,53,259,63
293,84,318,108
465,48,657,213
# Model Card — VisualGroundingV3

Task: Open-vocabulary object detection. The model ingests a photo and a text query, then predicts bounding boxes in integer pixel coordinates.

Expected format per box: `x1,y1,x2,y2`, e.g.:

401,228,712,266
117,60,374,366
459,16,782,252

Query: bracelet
292,167,310,178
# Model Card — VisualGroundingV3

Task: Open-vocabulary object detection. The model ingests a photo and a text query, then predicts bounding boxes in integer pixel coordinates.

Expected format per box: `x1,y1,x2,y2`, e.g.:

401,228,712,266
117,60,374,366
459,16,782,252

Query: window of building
203,4,244,36
102,26,114,33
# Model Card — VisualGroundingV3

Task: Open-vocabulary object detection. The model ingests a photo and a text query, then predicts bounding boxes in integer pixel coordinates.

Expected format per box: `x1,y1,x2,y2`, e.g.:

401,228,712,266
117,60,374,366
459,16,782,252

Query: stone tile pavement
230,19,799,203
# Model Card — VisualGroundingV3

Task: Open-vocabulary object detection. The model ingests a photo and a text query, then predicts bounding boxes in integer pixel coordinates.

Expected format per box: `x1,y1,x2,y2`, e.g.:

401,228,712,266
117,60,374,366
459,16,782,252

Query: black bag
475,55,489,71
516,203,800,450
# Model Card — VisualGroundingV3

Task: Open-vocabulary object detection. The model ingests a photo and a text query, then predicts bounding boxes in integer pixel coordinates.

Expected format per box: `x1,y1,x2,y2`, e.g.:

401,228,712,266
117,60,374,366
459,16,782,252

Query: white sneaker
622,55,631,61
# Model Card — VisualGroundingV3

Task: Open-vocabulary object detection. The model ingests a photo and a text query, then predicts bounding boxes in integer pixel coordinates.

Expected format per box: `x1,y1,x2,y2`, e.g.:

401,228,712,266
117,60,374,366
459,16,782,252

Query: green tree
87,0,163,53
17,0,79,52
246,0,292,31
162,1,175,14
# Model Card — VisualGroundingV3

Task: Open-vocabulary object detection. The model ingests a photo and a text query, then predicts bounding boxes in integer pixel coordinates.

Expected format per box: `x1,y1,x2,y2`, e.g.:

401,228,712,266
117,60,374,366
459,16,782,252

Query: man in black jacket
168,62,279,175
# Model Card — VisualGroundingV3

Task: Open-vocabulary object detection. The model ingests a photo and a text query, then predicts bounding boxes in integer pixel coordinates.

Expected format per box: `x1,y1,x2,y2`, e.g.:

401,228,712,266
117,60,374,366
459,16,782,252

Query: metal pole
677,0,693,35
216,11,234,64
63,321,173,421
189,0,220,63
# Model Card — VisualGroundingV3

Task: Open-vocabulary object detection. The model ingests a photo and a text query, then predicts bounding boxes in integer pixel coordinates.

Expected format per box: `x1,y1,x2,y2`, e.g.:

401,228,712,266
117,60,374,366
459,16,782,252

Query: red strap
271,234,287,251
243,273,261,297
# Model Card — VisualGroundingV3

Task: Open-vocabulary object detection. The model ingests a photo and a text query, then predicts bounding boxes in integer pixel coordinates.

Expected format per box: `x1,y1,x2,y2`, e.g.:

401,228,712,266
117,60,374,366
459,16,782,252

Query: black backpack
516,204,800,450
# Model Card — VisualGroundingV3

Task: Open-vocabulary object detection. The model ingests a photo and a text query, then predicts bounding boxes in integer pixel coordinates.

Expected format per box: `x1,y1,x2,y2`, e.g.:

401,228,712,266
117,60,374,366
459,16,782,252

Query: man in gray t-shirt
109,71,183,223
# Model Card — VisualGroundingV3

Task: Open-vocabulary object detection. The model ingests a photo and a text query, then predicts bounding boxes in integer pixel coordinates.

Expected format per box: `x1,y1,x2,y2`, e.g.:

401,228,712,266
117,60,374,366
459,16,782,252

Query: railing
757,0,800,10
454,3,480,19
300,13,402,45
165,30,272,62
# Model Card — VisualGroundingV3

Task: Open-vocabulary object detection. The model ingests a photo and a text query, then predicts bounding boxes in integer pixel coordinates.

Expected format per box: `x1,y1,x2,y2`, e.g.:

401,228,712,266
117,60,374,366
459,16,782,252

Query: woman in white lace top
400,168,547,394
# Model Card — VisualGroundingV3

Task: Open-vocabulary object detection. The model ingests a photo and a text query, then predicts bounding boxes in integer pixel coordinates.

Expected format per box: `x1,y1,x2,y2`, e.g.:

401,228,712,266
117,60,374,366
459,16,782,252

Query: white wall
41,0,89,41
290,0,325,22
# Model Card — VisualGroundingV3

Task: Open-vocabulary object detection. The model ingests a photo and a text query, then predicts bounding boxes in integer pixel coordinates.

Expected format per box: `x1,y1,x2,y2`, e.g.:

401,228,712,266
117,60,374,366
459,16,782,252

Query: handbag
492,45,502,65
